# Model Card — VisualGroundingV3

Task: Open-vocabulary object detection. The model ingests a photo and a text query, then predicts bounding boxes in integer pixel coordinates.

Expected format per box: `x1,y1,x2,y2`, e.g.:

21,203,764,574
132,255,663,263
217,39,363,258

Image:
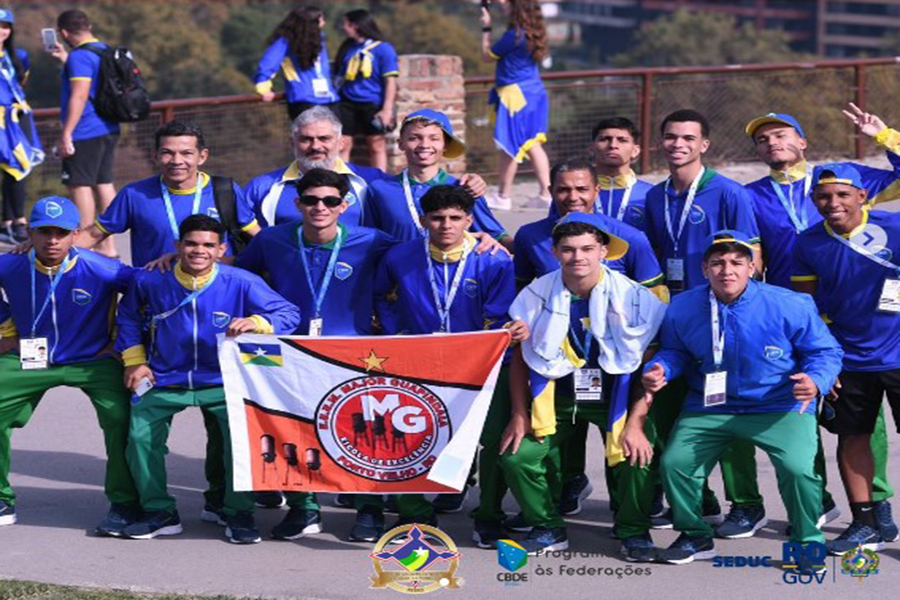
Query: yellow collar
597,170,636,189
35,254,79,275
174,262,216,290
769,160,809,184
283,158,352,182
76,38,101,48
429,232,476,263
333,157,353,175
166,172,210,195
824,206,869,239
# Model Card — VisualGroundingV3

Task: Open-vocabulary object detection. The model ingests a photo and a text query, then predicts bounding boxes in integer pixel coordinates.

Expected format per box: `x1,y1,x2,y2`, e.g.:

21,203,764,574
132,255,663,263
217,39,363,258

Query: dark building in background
558,0,900,61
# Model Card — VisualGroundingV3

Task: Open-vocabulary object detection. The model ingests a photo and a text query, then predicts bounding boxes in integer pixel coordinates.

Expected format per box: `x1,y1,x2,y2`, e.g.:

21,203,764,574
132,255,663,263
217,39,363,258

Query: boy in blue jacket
116,215,300,544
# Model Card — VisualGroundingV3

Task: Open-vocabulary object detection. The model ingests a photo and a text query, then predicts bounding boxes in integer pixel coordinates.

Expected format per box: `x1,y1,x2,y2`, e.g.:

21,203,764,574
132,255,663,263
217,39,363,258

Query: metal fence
28,56,900,199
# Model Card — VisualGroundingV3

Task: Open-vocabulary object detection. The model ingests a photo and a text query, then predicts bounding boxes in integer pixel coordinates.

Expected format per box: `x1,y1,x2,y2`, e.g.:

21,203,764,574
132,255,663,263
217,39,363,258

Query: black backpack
83,44,151,123
212,176,253,255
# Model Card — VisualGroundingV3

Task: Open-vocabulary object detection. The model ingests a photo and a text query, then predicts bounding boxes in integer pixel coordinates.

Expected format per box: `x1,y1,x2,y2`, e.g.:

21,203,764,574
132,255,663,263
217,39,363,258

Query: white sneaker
523,195,551,209
485,193,512,211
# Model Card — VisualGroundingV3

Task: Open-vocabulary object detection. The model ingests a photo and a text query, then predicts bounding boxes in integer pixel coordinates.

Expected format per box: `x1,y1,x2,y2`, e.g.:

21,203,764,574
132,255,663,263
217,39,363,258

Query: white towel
511,266,667,378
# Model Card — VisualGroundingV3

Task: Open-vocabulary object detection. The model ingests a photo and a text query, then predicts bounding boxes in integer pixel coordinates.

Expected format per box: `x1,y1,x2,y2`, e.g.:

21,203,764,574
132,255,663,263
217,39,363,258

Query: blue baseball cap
706,230,755,256
812,163,863,190
744,113,806,139
0,8,13,23
552,212,629,261
29,196,81,231
401,109,467,159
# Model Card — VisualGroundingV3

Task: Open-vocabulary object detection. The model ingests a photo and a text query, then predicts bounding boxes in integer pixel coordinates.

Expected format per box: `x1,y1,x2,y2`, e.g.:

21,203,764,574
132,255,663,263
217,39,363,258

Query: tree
612,9,800,68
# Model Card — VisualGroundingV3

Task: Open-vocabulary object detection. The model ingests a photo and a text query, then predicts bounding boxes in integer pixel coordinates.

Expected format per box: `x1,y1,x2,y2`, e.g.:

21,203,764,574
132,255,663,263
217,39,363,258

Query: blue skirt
489,78,548,163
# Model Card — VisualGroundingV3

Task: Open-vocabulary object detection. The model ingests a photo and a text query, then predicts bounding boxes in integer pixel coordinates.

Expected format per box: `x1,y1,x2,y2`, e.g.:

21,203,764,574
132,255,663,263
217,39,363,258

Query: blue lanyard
710,289,727,369
29,250,72,338
569,320,594,365
298,227,344,319
160,175,203,242
151,264,219,324
769,176,810,233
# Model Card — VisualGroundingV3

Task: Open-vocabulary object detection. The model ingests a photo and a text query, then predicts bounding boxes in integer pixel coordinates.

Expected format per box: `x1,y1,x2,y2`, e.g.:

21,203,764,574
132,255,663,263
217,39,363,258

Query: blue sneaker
521,526,569,555
348,507,385,543
472,519,505,549
504,512,533,533
558,474,593,516
0,500,17,526
620,533,658,563
827,521,885,555
95,504,141,537
200,503,227,526
225,511,262,545
661,532,716,564
875,500,899,542
715,505,767,539
650,508,673,530
124,510,183,539
334,494,355,509
254,491,285,509
271,508,322,540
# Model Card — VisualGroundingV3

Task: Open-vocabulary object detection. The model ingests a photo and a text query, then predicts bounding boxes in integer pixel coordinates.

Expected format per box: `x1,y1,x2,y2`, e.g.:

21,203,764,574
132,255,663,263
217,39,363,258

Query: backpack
82,44,151,123
212,176,253,255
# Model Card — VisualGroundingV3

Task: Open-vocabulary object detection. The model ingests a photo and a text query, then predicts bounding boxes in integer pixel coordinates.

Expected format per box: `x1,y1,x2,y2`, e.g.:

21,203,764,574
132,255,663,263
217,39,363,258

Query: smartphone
41,28,58,52
135,376,154,397
482,0,492,8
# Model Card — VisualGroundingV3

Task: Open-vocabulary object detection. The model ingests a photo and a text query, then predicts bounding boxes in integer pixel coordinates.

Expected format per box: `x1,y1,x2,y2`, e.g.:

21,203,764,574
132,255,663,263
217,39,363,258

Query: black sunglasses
298,195,343,208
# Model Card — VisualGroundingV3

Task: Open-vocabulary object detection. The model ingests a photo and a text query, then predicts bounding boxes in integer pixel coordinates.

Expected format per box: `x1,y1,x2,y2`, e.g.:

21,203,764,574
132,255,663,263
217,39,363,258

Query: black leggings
1,171,26,221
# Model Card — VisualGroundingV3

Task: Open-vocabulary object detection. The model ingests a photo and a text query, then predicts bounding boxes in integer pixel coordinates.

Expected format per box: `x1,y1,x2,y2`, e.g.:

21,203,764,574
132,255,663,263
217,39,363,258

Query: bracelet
482,26,492,32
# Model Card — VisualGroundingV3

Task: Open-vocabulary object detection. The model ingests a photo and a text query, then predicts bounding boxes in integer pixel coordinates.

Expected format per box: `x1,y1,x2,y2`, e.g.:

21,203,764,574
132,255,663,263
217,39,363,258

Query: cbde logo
781,542,829,585
497,539,529,584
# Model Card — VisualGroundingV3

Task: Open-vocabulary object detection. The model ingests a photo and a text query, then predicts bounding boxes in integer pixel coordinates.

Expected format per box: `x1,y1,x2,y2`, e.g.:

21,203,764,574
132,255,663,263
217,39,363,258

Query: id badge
575,368,604,402
704,371,727,407
20,337,49,370
878,278,900,313
311,78,331,98
135,376,154,397
309,317,324,337
667,258,685,291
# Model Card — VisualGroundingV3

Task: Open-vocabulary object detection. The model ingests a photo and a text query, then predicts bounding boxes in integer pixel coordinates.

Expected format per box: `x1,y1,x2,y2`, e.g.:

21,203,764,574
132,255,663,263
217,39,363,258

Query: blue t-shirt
375,237,515,335
0,48,30,106
490,28,540,87
236,222,395,336
513,215,663,287
244,161,388,228
338,39,399,104
364,170,507,243
644,169,760,294
96,173,257,268
61,40,119,141
254,37,338,105
793,210,900,372
0,249,135,365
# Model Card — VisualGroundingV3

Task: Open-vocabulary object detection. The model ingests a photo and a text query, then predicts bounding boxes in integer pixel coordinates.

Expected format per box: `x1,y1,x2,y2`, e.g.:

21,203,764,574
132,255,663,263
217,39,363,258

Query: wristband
482,26,492,32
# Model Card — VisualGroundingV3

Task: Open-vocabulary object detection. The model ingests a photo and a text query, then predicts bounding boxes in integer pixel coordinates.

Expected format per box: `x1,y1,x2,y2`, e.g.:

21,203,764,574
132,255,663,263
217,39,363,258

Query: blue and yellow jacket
648,280,843,415
254,36,338,104
0,248,134,365
116,263,300,389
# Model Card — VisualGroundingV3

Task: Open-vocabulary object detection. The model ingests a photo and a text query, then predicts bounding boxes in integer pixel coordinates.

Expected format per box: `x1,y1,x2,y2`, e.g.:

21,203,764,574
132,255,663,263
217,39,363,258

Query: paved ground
3,159,900,599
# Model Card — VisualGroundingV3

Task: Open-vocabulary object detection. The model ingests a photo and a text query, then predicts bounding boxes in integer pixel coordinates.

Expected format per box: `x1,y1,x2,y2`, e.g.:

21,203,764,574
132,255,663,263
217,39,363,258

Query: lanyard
569,321,594,365
709,289,726,369
664,166,705,255
29,250,71,337
425,236,470,332
602,176,635,222
161,175,203,242
152,264,219,324
402,170,427,236
298,227,344,318
829,224,900,275
769,166,812,233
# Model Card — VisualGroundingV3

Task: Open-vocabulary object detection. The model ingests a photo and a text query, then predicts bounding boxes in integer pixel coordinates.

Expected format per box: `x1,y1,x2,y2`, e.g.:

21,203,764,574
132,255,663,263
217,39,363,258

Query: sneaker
254,491,286,509
610,524,620,540
95,503,141,537
827,521,885,555
123,510,183,539
200,503,227,526
11,223,27,243
349,507,385,543
520,526,569,555
558,474,593,516
225,511,262,544
703,504,724,526
715,505,767,539
388,514,439,544
649,490,667,519
660,532,716,565
620,533,658,563
650,508,673,530
0,500,17,526
0,225,13,245
334,493,355,509
820,497,841,528
472,519,505,549
523,195,551,209
486,193,512,211
271,508,322,541
875,500,899,542
433,487,468,514
504,512,533,533
384,494,398,513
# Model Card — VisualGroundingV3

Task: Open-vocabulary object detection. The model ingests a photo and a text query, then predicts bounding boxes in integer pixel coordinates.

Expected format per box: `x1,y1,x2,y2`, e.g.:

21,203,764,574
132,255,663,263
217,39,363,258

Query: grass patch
0,579,243,600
